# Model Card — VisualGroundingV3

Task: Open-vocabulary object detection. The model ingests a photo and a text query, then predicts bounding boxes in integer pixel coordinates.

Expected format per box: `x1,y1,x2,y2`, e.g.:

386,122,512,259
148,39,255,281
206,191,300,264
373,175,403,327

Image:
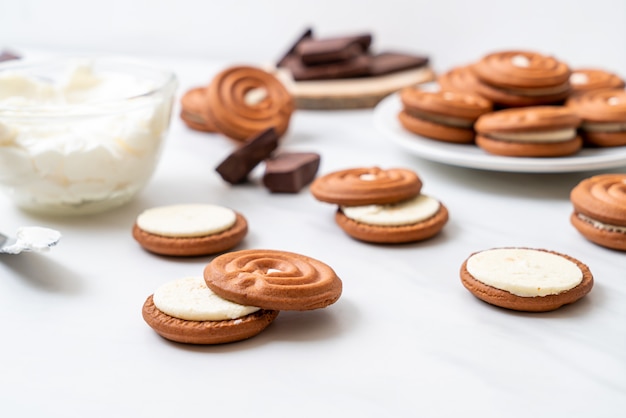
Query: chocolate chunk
0,50,21,63
368,52,429,76
276,28,314,68
263,152,321,193
281,54,371,81
297,34,372,65
216,128,279,184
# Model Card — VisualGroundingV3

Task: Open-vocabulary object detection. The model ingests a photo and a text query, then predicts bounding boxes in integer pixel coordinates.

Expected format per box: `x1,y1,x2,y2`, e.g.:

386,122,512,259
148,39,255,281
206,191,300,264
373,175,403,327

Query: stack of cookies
310,166,448,244
400,49,626,156
274,28,434,109
142,249,343,344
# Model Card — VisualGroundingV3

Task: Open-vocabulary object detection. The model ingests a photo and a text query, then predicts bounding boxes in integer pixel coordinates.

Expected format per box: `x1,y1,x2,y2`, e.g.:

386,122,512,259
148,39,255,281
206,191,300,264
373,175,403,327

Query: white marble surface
0,53,625,418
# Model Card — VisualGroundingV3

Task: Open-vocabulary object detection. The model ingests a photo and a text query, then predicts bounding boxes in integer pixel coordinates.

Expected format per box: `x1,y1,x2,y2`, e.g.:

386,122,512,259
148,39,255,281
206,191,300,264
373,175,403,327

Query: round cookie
569,68,625,95
142,276,278,344
335,194,449,243
204,249,342,311
180,86,218,133
132,204,248,256
398,88,492,143
471,50,571,107
570,174,626,251
460,248,594,312
310,167,422,206
204,66,294,141
474,106,582,157
437,65,483,95
566,89,626,147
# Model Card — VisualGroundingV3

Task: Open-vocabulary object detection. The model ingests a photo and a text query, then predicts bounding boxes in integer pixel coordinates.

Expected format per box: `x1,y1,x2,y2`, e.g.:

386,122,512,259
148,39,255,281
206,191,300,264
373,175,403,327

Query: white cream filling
153,277,260,321
577,213,626,233
581,121,626,133
466,248,583,297
488,128,576,143
136,204,236,237
341,194,440,226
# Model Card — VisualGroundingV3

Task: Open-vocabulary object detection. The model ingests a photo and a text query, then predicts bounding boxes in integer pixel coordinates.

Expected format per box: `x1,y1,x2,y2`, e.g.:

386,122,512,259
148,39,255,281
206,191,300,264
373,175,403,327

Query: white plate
373,93,626,173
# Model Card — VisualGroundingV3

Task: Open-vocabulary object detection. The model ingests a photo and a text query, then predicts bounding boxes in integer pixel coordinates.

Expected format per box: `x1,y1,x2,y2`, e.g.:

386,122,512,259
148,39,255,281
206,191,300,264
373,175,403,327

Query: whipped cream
153,277,260,321
0,59,175,214
136,204,237,237
466,248,583,297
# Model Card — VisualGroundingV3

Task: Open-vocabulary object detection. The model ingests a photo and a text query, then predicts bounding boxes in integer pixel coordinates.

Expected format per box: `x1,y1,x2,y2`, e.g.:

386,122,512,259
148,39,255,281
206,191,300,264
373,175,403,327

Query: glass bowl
0,57,178,215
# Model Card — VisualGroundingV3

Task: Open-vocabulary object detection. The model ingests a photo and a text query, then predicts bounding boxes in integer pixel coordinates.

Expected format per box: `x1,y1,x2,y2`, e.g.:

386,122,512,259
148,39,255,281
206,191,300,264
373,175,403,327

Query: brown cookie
205,66,294,141
569,68,625,95
335,200,449,244
398,88,492,143
474,106,582,157
437,65,483,95
460,248,594,312
142,295,278,345
180,86,218,132
204,249,342,311
566,89,626,147
570,174,626,251
132,204,248,257
310,167,422,206
470,50,571,107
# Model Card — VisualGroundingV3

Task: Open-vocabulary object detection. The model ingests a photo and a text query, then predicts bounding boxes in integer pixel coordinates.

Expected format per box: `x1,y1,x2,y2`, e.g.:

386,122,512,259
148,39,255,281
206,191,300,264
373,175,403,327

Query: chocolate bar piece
216,127,279,184
297,34,372,65
276,28,313,68
280,54,371,81
0,50,21,63
263,152,321,193
368,52,429,76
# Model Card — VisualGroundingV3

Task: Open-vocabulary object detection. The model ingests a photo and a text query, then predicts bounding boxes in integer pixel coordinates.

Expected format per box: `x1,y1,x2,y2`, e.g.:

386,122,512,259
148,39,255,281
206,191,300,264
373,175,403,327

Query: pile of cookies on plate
399,49,626,157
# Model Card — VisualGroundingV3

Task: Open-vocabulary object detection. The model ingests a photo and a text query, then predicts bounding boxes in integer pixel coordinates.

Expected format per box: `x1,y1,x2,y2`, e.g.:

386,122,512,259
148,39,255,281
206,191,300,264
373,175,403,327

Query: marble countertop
1,54,624,418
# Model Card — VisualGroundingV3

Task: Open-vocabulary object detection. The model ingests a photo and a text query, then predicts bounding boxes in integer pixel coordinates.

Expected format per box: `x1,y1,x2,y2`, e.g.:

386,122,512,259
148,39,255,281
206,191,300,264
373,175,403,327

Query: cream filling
581,121,626,133
466,248,583,297
406,109,474,128
577,213,626,233
136,204,236,238
341,194,440,226
498,83,570,96
487,128,576,143
153,277,260,321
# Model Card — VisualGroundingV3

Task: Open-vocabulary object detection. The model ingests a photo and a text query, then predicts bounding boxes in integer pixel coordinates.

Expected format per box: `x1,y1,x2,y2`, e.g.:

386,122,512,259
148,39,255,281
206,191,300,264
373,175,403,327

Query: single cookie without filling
204,249,343,311
460,248,593,312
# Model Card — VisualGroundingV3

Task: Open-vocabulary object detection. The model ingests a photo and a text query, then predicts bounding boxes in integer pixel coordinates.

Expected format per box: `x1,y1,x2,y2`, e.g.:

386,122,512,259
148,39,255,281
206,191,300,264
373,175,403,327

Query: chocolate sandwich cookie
569,68,625,95
570,174,626,251
132,204,248,256
216,128,280,184
460,248,593,312
474,106,582,157
566,89,626,147
205,66,294,141
142,276,278,344
180,86,217,133
204,249,342,311
471,50,571,107
262,152,321,193
398,88,492,143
